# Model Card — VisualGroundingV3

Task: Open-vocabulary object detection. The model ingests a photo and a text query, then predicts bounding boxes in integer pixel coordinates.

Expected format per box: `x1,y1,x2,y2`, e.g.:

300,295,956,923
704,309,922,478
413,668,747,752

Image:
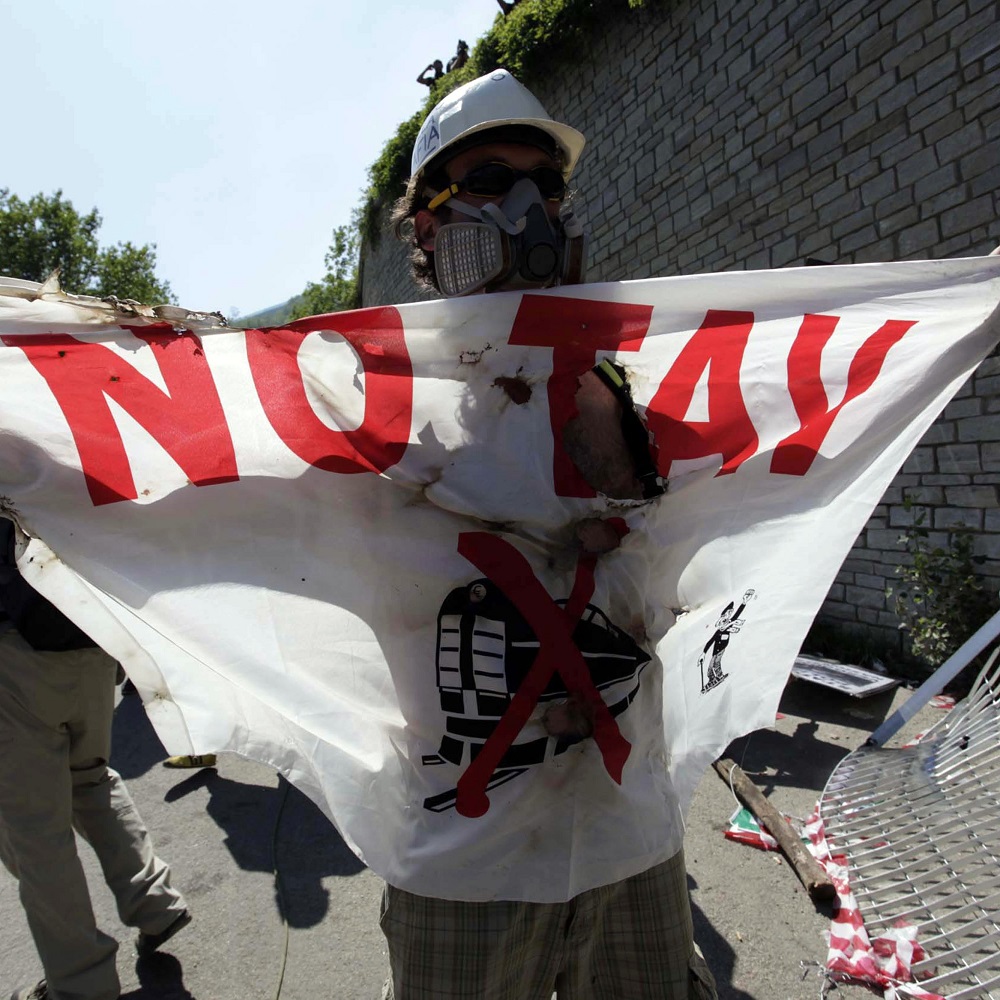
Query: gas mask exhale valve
433,179,587,297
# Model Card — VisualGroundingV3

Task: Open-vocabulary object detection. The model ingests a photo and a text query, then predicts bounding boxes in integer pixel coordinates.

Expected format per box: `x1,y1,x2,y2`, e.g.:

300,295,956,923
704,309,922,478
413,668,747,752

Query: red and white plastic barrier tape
806,808,943,999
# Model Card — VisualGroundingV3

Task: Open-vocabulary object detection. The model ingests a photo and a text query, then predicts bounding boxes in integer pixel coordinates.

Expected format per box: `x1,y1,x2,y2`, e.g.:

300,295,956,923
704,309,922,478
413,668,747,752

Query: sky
3,1,501,316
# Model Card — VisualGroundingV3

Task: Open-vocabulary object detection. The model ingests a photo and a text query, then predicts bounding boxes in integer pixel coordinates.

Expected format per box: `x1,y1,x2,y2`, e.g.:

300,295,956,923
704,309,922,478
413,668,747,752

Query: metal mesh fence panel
819,653,1000,1000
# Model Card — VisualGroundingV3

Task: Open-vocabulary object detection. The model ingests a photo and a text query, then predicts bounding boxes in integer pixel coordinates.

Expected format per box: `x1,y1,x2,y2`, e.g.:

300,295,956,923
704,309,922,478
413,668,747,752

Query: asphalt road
1,677,937,1000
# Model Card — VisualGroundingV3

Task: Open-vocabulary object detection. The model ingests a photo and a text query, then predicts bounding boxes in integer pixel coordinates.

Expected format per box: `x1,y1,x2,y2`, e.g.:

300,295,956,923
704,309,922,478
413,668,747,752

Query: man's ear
414,209,441,252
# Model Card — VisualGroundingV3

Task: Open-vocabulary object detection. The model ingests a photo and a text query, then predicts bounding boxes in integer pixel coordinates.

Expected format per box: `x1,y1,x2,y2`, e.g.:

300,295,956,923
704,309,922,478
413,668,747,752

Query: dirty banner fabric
1,260,998,902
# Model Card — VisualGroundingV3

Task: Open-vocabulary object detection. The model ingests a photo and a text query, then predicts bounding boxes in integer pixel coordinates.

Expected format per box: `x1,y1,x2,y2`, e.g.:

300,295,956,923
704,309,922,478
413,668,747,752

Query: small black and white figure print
699,589,755,693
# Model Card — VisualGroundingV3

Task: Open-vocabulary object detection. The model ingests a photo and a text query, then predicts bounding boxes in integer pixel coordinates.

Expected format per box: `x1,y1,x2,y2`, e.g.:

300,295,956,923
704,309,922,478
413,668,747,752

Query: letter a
646,310,758,479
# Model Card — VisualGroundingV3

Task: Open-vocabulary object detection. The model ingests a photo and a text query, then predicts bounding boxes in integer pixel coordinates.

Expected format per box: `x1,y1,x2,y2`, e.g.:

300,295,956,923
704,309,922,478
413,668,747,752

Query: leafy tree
0,188,175,303
93,241,174,304
891,499,995,669
0,189,100,293
290,222,360,319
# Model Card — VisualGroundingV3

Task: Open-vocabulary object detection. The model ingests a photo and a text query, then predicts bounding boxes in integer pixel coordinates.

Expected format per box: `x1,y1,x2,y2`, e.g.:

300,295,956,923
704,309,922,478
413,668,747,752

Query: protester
386,68,717,999
446,39,469,73
416,60,443,88
0,518,190,1000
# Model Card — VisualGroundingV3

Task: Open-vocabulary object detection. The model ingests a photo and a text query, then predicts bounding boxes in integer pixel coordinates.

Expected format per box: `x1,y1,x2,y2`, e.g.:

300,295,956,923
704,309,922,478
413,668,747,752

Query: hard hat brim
419,116,586,188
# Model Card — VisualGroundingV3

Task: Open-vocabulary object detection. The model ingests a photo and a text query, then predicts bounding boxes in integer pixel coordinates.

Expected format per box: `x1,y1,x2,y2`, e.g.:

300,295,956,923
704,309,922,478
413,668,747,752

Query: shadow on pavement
123,952,196,999
689,884,755,1000
273,775,368,927
111,690,168,780
165,769,365,928
724,723,849,797
720,680,904,797
778,678,899,730
112,685,367,929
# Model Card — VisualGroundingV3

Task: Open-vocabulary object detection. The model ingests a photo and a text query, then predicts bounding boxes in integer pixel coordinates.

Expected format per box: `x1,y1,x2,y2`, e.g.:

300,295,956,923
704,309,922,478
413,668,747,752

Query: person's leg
0,633,120,1000
558,850,717,1000
380,883,565,1000
69,649,189,937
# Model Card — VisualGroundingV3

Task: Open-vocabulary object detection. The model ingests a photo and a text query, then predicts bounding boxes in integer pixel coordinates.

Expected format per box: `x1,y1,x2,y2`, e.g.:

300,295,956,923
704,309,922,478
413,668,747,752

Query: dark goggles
427,161,567,212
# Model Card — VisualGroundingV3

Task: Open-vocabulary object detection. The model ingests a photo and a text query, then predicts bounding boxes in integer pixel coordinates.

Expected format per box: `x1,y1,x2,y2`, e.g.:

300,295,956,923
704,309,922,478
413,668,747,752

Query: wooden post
714,757,835,903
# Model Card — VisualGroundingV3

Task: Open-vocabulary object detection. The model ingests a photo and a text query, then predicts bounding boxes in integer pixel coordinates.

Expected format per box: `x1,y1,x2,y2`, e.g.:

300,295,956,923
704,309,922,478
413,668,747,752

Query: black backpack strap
592,359,664,499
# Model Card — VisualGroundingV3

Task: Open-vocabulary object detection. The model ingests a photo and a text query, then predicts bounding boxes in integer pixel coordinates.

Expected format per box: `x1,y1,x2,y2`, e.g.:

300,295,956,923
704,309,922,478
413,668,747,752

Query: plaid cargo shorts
379,849,717,999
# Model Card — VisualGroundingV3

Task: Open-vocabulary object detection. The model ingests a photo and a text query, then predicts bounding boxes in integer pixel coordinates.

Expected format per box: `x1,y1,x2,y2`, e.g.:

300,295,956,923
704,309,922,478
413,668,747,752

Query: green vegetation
0,189,175,304
234,221,359,327
890,500,995,670
359,0,645,246
231,296,305,329
803,502,997,686
289,221,360,319
294,0,650,316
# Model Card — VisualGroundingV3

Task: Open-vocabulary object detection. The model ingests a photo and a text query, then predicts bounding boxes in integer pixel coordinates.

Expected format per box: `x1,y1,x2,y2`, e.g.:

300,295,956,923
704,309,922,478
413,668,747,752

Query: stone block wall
825,356,1000,639
360,0,1000,654
358,219,439,310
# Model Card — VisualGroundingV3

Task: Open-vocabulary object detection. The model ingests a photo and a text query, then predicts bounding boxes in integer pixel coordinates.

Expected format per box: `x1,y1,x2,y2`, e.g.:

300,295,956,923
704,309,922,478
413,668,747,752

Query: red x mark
454,529,633,818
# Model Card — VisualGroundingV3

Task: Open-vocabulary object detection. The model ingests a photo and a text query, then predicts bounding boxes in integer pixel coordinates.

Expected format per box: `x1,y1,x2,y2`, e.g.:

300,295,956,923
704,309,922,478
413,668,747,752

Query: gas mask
432,178,587,297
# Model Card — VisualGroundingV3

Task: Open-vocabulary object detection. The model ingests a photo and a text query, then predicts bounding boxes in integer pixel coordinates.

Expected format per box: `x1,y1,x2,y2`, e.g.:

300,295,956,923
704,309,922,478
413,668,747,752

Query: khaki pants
0,631,187,1000
380,849,717,1000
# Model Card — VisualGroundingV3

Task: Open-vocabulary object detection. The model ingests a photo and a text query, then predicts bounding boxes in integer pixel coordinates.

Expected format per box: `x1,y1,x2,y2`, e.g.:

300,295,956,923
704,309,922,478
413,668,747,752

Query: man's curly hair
390,168,449,293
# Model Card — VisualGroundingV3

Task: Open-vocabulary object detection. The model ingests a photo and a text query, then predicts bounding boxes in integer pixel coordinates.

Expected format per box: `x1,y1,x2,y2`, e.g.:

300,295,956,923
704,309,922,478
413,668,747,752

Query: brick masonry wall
359,217,439,309
361,0,1000,655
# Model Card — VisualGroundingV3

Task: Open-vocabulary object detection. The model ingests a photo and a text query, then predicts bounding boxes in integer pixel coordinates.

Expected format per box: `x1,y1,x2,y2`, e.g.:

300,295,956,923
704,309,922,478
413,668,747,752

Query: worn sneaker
10,981,48,1000
162,754,216,768
136,910,192,958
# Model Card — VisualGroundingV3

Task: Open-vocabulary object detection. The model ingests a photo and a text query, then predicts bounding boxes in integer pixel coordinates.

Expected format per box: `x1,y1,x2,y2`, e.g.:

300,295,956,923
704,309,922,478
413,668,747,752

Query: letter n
3,326,239,506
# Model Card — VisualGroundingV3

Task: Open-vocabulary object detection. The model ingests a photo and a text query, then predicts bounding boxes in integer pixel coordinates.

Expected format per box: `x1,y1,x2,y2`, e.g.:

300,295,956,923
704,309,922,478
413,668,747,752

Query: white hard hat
410,69,585,191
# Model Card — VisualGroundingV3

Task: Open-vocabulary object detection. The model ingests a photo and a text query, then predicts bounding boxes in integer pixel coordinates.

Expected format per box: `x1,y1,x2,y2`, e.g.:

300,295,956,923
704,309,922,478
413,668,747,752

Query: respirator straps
593,359,664,499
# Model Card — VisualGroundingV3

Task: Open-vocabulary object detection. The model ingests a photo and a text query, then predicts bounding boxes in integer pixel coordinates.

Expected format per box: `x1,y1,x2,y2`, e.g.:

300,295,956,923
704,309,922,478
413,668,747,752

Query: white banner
1,260,998,902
